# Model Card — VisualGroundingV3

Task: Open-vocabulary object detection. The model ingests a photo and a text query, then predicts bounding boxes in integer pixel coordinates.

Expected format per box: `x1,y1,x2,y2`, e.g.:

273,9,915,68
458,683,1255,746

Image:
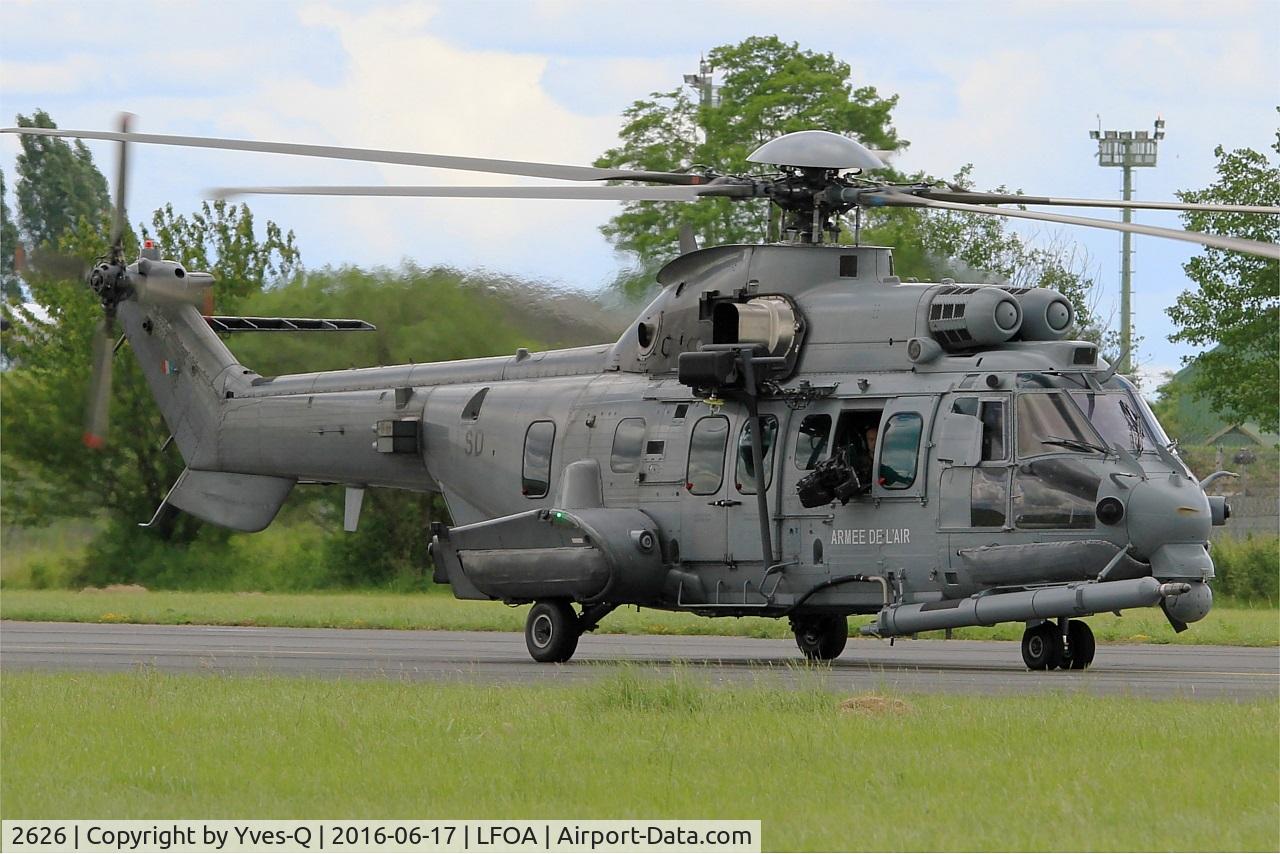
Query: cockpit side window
952,397,1007,461
980,401,1006,461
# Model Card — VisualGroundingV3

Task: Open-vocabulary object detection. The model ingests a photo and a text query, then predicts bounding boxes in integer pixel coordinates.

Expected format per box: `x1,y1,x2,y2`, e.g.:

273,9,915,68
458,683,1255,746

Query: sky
1,0,1276,388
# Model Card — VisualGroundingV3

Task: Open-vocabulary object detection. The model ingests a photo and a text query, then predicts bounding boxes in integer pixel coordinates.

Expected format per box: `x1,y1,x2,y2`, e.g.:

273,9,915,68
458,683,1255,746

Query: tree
144,201,299,312
1165,129,1280,432
595,37,905,294
593,41,1109,351
0,120,301,546
228,264,624,587
13,110,111,249
858,166,1113,355
1,168,21,302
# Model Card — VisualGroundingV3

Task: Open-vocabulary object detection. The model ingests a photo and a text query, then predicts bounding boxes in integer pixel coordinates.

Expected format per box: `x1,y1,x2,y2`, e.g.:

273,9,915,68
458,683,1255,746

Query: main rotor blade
0,126,707,185
885,194,1280,260
108,113,133,259
84,316,115,449
208,184,752,201
923,189,1280,215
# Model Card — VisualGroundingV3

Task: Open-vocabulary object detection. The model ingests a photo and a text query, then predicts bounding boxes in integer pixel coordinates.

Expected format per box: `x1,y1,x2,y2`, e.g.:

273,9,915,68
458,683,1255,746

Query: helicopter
4,117,1278,670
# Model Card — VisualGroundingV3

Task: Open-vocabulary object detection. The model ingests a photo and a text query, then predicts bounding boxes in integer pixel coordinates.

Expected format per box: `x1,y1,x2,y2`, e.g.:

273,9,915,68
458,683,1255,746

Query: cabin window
686,416,729,495
794,414,831,470
521,421,555,498
610,418,646,473
461,387,489,421
736,415,779,494
879,412,922,490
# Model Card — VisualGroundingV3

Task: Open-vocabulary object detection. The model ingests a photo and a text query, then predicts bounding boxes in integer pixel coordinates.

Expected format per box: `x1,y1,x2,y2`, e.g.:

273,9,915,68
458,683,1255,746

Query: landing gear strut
523,600,616,663
791,615,848,661
1063,618,1096,670
1020,619,1095,670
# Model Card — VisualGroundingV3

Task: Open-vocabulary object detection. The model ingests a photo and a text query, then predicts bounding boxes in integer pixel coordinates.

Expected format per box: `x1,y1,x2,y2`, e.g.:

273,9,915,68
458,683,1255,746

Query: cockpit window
1117,376,1174,449
1068,391,1148,453
1017,372,1090,390
1016,393,1106,458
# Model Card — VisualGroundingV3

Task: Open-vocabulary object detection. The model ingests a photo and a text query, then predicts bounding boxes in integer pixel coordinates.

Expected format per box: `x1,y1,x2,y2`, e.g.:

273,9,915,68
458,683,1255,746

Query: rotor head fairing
747,130,885,171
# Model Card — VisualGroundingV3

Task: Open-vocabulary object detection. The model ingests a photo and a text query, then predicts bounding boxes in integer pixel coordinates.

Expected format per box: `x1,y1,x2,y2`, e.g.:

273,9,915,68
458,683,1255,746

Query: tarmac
3,621,1277,699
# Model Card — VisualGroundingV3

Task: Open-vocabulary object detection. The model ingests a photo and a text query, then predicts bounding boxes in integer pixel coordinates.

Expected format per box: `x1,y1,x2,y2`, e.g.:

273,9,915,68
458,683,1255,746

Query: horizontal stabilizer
204,316,376,333
146,468,295,532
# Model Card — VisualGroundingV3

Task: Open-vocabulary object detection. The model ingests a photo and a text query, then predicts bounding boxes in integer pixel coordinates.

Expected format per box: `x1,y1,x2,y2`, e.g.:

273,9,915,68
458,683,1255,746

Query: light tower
1089,117,1165,376
683,56,721,119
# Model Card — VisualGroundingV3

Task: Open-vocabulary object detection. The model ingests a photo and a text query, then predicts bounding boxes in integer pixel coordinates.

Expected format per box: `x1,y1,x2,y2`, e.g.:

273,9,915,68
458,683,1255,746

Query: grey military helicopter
5,117,1278,670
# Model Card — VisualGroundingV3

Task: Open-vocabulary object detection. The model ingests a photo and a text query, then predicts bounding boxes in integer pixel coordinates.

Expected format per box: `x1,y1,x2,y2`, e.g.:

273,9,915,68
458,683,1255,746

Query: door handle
708,499,742,507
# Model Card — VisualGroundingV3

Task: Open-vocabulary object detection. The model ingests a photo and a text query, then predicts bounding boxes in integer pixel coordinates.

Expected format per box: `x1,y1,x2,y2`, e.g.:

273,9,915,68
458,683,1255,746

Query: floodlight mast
1089,116,1166,376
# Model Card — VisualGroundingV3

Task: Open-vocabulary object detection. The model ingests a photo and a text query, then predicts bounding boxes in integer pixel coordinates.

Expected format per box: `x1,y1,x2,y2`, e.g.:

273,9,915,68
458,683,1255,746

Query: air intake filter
926,285,1022,350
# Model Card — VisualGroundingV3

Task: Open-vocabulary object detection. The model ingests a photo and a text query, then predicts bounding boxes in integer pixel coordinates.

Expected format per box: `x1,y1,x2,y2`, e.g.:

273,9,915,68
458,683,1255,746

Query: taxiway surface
2,621,1276,699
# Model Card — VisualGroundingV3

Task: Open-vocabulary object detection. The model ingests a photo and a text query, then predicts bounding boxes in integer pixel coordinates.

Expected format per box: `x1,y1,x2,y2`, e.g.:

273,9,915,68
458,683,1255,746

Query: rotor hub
89,261,129,307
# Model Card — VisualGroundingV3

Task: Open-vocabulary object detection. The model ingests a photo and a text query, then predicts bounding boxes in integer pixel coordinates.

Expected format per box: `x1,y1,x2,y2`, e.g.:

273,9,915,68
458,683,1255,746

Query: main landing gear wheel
525,600,580,663
792,615,848,661
1020,621,1063,671
1064,619,1096,670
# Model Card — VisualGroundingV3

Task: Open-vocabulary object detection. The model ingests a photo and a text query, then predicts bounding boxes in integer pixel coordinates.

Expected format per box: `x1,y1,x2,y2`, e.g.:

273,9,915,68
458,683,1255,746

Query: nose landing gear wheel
791,615,848,661
1065,619,1096,670
1020,622,1063,670
525,600,580,663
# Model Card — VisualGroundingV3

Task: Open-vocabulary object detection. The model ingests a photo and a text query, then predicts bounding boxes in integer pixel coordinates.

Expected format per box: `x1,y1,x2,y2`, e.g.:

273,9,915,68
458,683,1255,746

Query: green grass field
1,670,1276,851
1,587,1276,646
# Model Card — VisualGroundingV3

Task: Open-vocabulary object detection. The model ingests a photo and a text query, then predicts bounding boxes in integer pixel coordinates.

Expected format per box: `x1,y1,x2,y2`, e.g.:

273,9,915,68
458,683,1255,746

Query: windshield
1117,376,1174,448
1016,392,1107,458
1068,390,1148,453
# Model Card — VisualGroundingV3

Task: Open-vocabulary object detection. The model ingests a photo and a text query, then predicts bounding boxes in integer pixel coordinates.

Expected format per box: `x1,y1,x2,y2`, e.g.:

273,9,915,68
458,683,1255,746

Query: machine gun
796,456,864,508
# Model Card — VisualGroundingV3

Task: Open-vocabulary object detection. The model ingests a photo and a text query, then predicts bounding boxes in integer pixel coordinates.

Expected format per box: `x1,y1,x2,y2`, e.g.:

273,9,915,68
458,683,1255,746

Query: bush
1211,535,1279,606
73,520,342,592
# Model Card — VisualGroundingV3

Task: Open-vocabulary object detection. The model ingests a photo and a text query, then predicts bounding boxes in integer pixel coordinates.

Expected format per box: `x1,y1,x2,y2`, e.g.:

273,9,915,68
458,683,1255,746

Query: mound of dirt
79,584,148,594
839,695,913,716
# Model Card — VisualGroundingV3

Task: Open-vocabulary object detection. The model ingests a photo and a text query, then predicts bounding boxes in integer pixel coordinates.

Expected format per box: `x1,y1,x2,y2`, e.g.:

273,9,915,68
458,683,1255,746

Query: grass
0,518,101,589
0,669,1275,851
1,587,1276,646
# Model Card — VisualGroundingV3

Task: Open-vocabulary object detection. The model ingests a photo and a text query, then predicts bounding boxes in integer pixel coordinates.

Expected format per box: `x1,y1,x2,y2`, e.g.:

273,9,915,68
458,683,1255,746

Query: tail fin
119,299,295,532
117,299,247,469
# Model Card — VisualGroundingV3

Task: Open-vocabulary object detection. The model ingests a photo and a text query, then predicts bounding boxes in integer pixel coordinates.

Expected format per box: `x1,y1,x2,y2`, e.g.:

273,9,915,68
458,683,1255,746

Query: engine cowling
926,285,1022,350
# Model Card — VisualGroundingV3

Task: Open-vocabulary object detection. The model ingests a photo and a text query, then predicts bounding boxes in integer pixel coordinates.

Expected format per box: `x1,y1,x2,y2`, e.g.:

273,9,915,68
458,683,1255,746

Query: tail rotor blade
108,113,133,260
84,316,115,449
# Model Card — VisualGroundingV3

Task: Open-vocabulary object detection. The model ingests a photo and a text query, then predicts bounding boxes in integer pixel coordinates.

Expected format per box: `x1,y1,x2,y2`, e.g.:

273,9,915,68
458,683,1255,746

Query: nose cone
1126,474,1212,561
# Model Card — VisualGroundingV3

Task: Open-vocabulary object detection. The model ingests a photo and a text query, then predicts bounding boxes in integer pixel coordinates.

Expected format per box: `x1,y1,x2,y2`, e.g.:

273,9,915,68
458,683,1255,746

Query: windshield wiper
1041,436,1110,455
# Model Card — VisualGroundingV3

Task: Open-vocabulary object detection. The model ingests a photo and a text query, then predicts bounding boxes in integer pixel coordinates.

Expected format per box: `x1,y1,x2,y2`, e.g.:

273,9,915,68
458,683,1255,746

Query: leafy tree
595,37,904,294
1165,130,1280,432
1,119,300,546
13,110,111,249
144,201,299,312
1,168,21,302
228,264,624,587
594,42,1109,353
859,166,1113,355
